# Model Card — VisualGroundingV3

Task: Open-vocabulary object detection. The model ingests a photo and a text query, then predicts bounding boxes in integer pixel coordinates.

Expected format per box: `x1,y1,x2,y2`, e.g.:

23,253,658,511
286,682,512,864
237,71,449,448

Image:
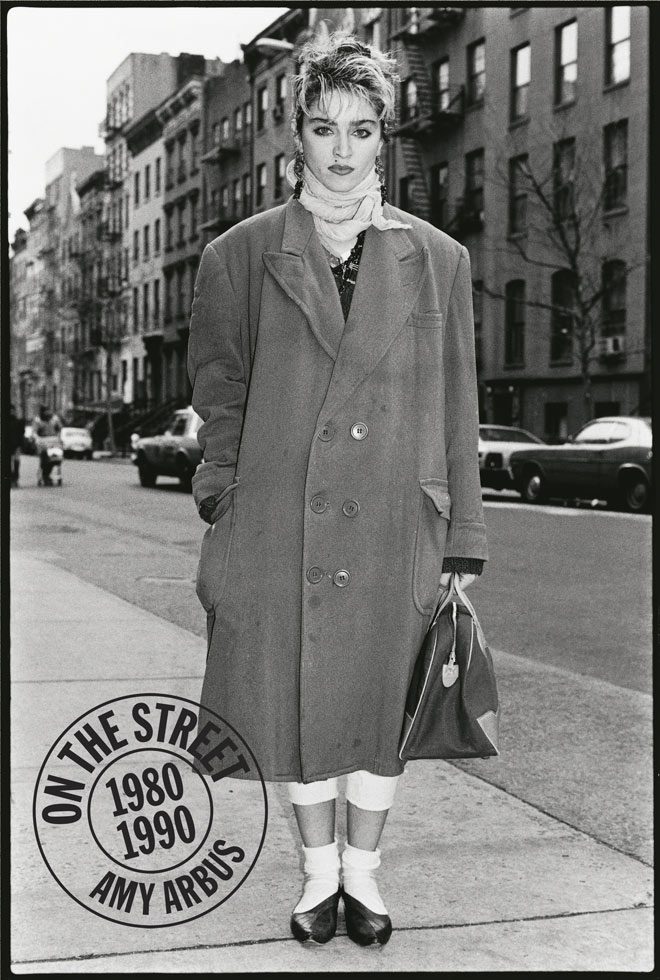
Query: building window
606,6,630,85
276,72,287,105
165,209,173,250
191,128,199,171
166,145,174,188
143,282,149,330
234,106,242,134
132,286,139,334
274,153,285,199
242,173,251,215
508,154,528,234
144,164,150,201
153,278,160,327
134,171,140,207
603,119,628,210
178,201,186,245
143,224,149,261
553,137,575,221
465,148,484,216
164,274,172,322
190,195,198,238
133,229,139,264
504,280,525,366
221,117,229,142
244,101,252,130
233,178,241,216
176,267,185,317
256,162,267,207
154,217,161,254
550,269,575,363
555,20,577,105
257,86,268,130
467,39,485,106
511,43,530,120
430,162,448,229
125,193,129,227
155,157,161,195
212,122,221,146
221,185,229,214
601,260,626,335
472,280,483,373
434,58,450,111
401,78,418,122
177,136,186,181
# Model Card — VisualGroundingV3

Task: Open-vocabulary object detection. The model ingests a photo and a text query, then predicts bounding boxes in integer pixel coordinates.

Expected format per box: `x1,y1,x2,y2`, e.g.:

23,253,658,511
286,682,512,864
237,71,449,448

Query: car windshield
574,420,630,443
480,427,541,443
169,415,188,437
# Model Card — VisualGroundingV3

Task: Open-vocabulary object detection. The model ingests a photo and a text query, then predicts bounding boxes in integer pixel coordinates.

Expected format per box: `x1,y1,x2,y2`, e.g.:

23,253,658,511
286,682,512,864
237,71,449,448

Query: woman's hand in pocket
439,571,477,591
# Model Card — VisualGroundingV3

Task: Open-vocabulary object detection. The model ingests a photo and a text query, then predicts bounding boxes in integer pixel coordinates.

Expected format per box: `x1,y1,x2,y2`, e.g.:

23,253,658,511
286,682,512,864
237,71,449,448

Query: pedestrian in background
188,33,487,947
32,405,61,486
9,404,25,487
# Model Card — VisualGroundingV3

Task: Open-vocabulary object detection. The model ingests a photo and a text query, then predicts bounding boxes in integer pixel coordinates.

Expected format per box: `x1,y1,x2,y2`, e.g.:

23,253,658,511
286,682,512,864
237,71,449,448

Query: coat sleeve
187,241,247,517
443,246,489,563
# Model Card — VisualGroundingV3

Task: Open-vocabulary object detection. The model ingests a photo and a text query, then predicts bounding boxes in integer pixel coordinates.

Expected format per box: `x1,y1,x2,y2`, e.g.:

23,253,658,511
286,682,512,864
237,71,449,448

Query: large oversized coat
188,195,488,783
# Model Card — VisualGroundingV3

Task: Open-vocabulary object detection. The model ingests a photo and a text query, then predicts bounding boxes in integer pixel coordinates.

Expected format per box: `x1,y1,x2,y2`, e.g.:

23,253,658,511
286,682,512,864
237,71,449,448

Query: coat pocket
196,483,238,612
412,478,451,614
411,312,443,329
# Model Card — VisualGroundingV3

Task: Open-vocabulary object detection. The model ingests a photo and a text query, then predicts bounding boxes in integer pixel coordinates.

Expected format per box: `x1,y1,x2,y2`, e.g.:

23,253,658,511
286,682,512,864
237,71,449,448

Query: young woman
188,33,487,947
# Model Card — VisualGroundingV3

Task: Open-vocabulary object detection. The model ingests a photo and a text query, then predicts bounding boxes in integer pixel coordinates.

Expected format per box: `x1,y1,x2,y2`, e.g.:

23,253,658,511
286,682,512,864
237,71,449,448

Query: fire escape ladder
396,40,431,222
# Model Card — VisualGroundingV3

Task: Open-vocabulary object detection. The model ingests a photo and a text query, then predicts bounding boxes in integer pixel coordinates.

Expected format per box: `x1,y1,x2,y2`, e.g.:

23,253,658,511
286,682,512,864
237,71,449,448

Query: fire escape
389,8,465,226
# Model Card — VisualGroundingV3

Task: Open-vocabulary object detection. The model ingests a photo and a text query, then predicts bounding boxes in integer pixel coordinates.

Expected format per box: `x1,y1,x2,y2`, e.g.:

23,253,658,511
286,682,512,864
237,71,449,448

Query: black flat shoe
342,888,392,946
290,887,341,944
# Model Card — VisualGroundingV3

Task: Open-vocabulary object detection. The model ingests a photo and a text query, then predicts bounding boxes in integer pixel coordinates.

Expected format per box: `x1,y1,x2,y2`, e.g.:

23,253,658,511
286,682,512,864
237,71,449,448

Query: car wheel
520,466,546,504
617,473,650,513
138,458,157,488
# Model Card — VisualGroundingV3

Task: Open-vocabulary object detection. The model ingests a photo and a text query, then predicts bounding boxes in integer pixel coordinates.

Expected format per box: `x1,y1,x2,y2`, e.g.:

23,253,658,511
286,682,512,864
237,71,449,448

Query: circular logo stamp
33,693,268,928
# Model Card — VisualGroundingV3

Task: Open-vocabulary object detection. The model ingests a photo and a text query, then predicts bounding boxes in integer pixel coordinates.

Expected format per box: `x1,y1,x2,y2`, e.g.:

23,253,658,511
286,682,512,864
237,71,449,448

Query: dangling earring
293,148,305,200
375,155,388,205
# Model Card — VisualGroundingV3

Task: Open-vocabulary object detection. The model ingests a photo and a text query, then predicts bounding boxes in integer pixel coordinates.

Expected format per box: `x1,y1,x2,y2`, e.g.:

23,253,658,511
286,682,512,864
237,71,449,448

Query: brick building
380,5,649,435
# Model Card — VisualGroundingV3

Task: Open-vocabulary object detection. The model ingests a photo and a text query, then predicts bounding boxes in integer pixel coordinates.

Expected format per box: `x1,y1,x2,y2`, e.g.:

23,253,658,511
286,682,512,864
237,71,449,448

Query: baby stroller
37,436,64,487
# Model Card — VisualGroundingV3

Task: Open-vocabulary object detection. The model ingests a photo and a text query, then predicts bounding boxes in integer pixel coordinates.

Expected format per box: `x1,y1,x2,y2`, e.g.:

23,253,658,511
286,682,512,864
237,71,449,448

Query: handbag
399,572,500,761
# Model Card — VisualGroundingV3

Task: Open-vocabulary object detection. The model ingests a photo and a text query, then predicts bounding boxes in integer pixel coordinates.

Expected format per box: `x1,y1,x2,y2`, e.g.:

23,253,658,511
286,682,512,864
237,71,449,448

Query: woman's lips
329,165,354,174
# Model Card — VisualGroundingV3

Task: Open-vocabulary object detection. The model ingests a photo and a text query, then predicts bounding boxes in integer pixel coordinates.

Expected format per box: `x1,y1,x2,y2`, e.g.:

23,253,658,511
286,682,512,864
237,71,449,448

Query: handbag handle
431,572,487,651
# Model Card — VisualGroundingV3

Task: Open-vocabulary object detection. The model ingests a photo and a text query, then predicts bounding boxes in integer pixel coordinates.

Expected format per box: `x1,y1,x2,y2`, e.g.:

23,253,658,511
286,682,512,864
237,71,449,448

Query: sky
7,5,289,240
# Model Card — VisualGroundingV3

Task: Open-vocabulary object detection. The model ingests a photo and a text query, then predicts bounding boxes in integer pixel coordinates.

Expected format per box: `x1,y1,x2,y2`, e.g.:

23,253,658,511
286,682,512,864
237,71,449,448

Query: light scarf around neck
285,158,411,260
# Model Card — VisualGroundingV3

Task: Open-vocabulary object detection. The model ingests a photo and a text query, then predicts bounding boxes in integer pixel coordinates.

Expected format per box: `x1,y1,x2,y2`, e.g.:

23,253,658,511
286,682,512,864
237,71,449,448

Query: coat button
333,569,351,587
318,422,335,442
306,566,324,584
350,422,368,440
310,493,328,514
342,499,360,518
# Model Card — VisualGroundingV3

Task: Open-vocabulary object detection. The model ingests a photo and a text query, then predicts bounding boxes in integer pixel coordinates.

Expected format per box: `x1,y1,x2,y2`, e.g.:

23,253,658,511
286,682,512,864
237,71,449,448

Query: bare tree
452,114,648,425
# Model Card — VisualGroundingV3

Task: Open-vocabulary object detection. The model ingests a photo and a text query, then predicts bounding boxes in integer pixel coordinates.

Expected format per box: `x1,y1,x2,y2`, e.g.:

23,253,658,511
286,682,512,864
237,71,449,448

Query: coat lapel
262,197,428,417
320,207,428,421
262,198,346,360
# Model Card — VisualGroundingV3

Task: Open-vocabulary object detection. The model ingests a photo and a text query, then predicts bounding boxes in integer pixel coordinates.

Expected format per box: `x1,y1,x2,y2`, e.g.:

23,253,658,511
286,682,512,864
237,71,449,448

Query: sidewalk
10,551,653,972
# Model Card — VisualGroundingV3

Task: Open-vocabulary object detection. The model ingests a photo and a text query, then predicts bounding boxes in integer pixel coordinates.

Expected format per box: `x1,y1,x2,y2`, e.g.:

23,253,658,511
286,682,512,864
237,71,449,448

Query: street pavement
10,455,654,971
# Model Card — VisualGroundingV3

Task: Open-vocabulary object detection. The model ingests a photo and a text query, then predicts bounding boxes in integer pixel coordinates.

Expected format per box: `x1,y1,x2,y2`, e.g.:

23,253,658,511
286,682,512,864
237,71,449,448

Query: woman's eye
313,126,333,136
354,128,375,139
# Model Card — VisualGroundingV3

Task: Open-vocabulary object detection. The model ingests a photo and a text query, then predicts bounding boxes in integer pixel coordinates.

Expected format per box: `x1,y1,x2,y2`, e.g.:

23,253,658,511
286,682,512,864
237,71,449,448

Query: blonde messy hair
291,32,399,141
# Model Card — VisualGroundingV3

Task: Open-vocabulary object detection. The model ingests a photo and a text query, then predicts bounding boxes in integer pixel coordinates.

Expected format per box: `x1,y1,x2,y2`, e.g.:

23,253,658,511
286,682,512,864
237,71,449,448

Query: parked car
508,416,652,512
60,426,93,460
133,406,203,490
478,424,546,490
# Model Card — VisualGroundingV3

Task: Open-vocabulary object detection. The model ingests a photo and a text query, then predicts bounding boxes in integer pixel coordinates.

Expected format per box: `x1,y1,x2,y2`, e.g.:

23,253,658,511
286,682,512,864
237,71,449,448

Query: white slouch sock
293,839,340,914
341,843,388,915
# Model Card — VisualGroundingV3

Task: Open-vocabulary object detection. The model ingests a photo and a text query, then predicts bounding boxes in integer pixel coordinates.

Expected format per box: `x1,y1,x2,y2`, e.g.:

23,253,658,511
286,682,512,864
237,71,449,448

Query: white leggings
286,770,400,812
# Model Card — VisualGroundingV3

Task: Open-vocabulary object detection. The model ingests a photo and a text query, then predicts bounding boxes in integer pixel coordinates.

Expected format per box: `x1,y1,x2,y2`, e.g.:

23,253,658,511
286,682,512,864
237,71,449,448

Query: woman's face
300,91,382,194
